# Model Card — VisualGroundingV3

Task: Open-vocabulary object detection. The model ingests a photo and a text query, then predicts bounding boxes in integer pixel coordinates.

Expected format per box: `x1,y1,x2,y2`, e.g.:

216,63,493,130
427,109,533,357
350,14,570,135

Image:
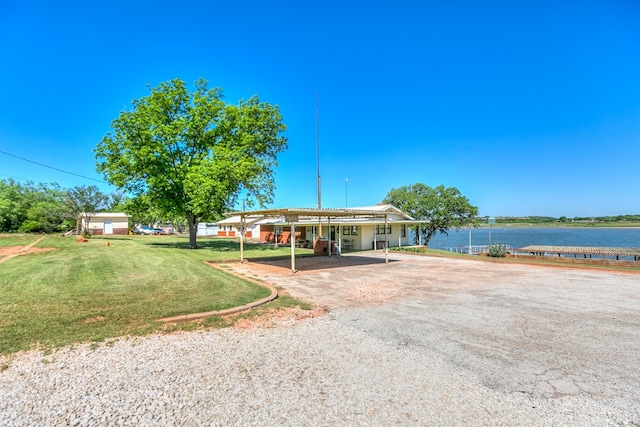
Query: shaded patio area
242,252,400,275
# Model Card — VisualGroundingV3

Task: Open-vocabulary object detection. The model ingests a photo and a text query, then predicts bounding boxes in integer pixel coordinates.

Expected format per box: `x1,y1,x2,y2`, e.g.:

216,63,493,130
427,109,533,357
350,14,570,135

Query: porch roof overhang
78,212,131,218
228,207,418,223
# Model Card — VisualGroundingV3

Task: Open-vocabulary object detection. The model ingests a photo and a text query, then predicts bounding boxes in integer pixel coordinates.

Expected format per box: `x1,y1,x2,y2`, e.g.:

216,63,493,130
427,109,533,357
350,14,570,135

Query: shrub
17,220,44,233
488,244,508,257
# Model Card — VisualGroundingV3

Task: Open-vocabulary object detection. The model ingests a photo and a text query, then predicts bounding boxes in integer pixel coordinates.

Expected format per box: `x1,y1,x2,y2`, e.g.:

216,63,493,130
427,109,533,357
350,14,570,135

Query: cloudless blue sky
1,0,639,217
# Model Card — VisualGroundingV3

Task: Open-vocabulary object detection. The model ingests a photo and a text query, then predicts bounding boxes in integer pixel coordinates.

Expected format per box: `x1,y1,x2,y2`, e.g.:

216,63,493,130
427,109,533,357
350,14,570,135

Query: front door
103,219,113,235
330,226,338,242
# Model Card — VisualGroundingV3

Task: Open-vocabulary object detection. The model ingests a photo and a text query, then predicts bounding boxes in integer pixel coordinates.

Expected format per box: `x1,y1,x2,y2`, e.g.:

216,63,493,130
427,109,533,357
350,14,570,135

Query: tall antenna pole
345,178,348,208
316,91,322,238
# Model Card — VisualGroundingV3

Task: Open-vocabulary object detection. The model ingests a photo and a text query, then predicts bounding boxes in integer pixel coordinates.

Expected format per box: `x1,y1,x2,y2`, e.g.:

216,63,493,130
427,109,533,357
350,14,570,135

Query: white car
134,225,161,235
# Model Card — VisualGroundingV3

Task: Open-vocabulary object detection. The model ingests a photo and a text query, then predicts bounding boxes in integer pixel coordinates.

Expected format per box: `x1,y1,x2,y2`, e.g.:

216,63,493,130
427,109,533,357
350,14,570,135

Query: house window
349,226,359,236
401,224,406,237
343,226,350,235
375,225,392,235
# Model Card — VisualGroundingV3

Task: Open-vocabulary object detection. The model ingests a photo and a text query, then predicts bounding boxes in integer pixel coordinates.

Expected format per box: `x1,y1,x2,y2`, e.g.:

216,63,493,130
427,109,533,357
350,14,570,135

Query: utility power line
0,149,106,184
0,172,30,181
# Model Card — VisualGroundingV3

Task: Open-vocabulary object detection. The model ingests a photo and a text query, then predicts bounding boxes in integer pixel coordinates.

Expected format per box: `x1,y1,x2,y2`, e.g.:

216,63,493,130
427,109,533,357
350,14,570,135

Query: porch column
374,227,377,250
328,216,332,257
290,222,296,273
284,214,299,273
240,215,245,263
384,214,388,264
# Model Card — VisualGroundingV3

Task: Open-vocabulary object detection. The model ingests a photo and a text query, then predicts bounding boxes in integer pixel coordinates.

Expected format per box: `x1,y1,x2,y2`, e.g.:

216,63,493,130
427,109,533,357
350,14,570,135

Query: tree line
487,215,640,225
0,180,121,233
0,180,189,234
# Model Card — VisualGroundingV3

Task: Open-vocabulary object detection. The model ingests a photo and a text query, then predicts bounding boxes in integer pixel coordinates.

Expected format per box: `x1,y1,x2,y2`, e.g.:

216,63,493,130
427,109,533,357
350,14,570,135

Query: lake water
424,227,640,250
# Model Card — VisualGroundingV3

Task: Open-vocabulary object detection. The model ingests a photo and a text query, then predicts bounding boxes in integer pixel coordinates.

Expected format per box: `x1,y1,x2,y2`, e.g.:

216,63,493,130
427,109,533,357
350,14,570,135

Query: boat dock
518,245,640,261
443,245,640,261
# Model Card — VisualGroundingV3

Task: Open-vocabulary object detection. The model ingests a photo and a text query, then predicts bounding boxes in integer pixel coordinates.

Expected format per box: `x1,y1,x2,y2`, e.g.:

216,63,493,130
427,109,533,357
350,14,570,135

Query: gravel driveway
1,252,639,426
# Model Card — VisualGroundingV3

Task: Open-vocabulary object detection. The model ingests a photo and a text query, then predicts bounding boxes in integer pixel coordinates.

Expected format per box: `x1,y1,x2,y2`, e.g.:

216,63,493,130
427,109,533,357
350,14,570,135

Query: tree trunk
424,228,436,248
186,212,198,249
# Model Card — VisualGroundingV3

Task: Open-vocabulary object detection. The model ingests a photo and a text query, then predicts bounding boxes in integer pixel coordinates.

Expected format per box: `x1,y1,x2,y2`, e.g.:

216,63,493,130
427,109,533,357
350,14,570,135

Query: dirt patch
0,236,53,264
19,247,54,255
0,246,23,257
0,244,55,264
83,316,106,324
232,306,328,330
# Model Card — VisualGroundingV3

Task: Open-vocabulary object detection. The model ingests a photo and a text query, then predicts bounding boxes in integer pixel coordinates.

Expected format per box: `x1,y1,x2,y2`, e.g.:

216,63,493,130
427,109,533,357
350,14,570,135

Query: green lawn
0,234,310,355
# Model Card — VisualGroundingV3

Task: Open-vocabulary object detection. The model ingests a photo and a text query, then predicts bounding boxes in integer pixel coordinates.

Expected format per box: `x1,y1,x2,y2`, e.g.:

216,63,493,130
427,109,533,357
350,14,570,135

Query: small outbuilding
215,215,263,239
78,212,130,236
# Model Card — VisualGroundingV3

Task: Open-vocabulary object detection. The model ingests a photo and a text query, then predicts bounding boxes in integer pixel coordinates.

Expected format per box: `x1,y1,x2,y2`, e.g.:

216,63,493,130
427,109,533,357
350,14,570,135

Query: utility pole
345,178,348,208
316,91,322,238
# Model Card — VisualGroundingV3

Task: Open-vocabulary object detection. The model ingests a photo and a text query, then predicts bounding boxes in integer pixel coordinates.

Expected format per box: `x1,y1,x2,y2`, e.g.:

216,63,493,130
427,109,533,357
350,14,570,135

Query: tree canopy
0,180,115,233
383,183,478,246
95,78,287,248
0,180,67,233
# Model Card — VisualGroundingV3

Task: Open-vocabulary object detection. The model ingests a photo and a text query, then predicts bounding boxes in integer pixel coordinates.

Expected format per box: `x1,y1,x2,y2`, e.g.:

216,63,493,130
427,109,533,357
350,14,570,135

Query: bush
17,220,44,233
488,244,508,257
395,247,428,253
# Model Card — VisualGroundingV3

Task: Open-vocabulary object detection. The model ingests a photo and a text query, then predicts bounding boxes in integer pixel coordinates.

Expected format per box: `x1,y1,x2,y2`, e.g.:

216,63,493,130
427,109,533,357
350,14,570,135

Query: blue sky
1,1,639,217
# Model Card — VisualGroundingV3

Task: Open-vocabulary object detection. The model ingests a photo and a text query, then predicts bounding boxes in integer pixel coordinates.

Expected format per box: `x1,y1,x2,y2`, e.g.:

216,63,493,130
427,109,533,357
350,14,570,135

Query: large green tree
0,179,25,232
383,183,478,246
95,78,287,248
21,183,69,233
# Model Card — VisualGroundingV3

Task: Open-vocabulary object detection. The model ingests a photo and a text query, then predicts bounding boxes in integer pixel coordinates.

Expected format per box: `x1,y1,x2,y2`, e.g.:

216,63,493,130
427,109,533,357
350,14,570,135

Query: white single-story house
215,216,262,239
78,212,130,236
216,204,418,251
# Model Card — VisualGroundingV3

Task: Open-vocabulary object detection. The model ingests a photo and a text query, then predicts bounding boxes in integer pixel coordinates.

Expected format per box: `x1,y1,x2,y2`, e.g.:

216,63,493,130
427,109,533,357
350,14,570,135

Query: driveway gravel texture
1,251,639,426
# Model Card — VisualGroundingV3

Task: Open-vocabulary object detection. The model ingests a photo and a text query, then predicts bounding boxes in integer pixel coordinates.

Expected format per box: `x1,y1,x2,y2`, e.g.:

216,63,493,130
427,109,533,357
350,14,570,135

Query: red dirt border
0,237,52,264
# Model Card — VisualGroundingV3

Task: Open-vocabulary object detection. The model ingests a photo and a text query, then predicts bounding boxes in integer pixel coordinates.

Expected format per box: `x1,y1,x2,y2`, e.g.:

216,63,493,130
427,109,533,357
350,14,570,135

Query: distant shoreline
478,223,640,229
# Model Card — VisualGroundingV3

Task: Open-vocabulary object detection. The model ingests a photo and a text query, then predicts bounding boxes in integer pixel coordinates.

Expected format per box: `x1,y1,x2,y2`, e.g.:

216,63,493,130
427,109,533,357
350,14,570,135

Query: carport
233,207,401,273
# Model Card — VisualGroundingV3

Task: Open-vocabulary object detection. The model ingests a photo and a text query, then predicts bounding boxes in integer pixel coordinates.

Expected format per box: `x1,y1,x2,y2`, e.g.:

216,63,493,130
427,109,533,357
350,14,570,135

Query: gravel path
1,252,639,426
1,317,633,426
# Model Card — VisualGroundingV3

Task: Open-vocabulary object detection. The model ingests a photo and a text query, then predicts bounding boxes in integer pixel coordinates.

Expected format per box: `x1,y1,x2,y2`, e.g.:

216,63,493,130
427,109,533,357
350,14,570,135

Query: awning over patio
229,206,419,273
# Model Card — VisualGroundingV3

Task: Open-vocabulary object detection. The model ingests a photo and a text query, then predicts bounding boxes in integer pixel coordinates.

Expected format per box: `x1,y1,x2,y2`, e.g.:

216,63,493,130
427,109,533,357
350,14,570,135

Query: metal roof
78,212,130,218
228,205,417,273
228,205,417,222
